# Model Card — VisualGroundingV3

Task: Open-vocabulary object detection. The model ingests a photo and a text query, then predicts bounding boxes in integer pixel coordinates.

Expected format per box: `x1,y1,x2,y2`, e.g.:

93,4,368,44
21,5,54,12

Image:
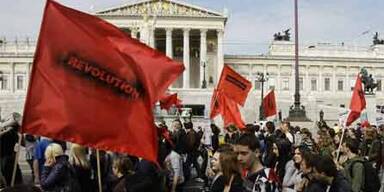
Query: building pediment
96,0,226,19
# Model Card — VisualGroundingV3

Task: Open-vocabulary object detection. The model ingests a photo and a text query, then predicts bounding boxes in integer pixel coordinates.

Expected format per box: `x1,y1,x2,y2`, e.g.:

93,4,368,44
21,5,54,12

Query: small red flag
217,65,252,106
21,0,184,163
262,89,277,118
221,94,246,129
210,89,221,119
346,75,366,127
159,93,182,110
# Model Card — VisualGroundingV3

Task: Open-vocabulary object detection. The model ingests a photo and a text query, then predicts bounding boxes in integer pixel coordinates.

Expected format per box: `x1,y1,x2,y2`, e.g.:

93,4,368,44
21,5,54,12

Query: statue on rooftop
273,29,291,41
373,32,384,45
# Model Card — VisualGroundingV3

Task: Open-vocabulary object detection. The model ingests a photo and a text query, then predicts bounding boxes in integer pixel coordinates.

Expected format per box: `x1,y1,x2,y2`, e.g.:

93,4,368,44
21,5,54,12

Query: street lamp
286,0,310,121
255,72,269,120
201,61,207,88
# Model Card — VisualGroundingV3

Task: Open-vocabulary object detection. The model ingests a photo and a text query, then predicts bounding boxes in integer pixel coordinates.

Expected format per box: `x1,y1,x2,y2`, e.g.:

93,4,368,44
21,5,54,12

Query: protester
40,143,80,191
210,148,243,192
70,143,93,192
235,133,278,192
33,137,52,185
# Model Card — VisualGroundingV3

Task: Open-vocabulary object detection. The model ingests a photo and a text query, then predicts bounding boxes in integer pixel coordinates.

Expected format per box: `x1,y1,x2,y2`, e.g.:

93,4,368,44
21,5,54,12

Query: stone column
346,66,349,91
319,66,322,91
305,65,309,92
165,28,173,58
183,28,190,88
217,29,224,82
199,29,208,88
25,63,31,90
277,65,281,91
333,65,336,93
10,63,14,93
130,28,138,39
149,28,155,48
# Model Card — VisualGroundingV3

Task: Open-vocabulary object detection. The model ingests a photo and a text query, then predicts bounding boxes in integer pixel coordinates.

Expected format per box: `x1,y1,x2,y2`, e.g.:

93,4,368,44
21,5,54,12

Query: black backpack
349,159,380,192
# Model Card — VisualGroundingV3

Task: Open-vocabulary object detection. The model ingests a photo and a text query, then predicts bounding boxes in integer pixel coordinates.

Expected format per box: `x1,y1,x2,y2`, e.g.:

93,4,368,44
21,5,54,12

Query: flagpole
96,150,102,192
336,125,346,162
11,133,22,187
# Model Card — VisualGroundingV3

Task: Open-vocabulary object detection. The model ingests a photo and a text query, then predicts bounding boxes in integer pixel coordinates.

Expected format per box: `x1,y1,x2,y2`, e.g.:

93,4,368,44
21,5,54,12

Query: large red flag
263,89,277,118
210,65,250,129
21,0,184,163
346,75,366,127
217,65,252,106
159,93,182,110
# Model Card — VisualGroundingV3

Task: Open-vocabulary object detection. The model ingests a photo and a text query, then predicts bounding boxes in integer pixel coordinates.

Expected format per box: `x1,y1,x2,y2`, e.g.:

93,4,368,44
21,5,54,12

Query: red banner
21,0,184,163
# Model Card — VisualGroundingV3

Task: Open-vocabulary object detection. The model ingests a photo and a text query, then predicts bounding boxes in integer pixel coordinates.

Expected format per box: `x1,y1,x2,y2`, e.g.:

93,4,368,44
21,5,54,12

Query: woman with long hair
70,143,93,192
210,149,243,192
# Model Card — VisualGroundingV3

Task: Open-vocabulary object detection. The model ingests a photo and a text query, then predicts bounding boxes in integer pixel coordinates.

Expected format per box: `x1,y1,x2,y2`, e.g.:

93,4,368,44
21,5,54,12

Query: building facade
1,0,384,124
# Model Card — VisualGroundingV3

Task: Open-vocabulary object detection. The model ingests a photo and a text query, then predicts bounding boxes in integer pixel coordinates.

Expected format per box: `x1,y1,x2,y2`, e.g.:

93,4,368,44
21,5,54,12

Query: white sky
1,0,384,54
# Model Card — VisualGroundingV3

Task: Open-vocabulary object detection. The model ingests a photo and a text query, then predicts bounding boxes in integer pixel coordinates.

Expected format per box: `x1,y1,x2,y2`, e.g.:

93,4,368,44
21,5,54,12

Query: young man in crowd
341,138,365,192
235,133,278,192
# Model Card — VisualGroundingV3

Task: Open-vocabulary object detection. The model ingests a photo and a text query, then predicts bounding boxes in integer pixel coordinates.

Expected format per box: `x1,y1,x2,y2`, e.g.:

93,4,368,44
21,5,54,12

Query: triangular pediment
96,0,226,18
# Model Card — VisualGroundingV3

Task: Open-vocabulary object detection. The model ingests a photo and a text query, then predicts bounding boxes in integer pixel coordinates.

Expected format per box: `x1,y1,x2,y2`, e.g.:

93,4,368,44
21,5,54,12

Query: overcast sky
1,0,384,54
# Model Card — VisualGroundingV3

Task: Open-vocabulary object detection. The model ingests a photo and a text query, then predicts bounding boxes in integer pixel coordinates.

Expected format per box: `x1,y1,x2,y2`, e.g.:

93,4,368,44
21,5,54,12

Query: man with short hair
235,133,278,192
313,155,351,192
342,138,364,192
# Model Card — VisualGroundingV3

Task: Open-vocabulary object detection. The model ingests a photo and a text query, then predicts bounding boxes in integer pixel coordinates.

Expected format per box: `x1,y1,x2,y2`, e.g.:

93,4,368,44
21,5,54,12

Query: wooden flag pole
96,150,102,192
11,133,22,187
336,126,346,161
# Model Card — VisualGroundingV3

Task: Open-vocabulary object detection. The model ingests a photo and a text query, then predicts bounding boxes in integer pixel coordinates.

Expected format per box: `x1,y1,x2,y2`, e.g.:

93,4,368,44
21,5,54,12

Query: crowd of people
0,119,384,192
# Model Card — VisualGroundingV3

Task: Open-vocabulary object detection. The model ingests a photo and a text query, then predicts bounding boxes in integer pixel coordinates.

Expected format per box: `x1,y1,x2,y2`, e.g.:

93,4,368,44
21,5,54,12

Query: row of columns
130,27,224,89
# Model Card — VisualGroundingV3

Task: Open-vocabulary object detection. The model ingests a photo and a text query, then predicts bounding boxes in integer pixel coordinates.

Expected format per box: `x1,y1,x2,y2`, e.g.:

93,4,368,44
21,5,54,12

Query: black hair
236,133,260,152
345,138,360,154
183,122,193,130
266,121,275,133
314,155,338,177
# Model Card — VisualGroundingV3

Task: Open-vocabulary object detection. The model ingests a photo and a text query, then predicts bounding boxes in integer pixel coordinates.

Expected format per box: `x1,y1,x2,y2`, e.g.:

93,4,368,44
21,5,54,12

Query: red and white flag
21,0,184,163
345,75,366,127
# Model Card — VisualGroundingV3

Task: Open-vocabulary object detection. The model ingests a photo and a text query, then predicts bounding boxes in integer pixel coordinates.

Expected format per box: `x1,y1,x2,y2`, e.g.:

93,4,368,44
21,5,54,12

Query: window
0,75,9,90
255,81,261,90
337,80,343,91
377,80,382,91
299,77,304,90
324,78,330,91
311,79,317,91
282,79,289,90
16,75,24,90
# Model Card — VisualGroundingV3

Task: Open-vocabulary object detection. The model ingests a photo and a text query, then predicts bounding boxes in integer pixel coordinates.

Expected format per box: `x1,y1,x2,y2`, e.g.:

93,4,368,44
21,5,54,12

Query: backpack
58,163,81,192
349,159,380,192
185,130,198,152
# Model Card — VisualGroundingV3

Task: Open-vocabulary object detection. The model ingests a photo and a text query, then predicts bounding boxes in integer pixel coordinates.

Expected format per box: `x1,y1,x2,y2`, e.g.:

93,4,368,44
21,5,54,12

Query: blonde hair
70,143,90,168
45,143,64,161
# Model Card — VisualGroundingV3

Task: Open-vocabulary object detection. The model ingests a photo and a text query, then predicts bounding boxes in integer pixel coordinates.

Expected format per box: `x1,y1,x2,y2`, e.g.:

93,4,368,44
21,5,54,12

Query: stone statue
319,110,324,122
283,29,291,41
373,32,384,45
360,68,378,94
273,29,291,41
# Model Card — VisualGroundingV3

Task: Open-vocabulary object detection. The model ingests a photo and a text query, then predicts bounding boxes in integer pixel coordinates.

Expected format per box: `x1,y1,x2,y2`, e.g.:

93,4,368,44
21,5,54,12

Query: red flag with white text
21,0,184,163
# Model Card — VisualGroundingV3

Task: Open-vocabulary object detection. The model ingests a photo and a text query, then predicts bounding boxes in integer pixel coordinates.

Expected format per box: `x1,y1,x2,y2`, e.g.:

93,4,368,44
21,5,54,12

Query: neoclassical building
1,0,384,124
